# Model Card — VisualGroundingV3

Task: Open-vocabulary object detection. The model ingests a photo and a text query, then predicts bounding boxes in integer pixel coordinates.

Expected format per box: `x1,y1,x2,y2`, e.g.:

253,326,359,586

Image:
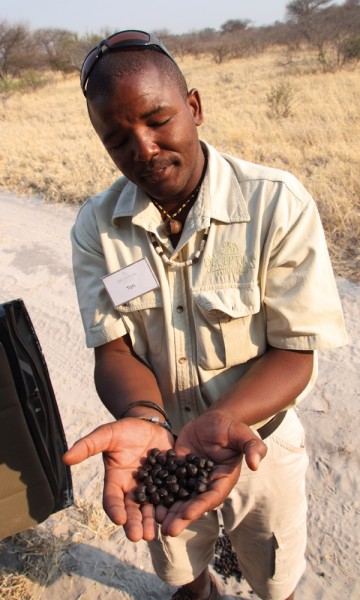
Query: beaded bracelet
119,401,172,428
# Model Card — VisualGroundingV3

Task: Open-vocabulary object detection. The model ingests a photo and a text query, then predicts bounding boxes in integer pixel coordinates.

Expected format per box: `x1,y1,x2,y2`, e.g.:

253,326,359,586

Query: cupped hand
63,419,173,541
156,410,267,537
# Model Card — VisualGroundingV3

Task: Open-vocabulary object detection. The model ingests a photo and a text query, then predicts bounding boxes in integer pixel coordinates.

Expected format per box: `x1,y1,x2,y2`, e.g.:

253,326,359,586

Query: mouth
139,161,174,184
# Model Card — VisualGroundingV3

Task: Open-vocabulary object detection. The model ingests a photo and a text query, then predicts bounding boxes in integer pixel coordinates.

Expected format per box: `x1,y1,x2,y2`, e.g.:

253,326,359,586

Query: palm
63,418,173,541
157,410,266,537
64,411,266,540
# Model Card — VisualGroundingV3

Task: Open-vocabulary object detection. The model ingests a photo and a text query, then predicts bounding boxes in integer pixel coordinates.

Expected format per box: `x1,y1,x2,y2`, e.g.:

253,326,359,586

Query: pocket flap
117,288,163,313
193,285,260,319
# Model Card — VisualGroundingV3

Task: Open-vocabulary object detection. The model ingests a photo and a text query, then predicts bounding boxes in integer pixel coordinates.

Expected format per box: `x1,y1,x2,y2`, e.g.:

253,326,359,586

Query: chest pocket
192,285,266,370
117,289,164,359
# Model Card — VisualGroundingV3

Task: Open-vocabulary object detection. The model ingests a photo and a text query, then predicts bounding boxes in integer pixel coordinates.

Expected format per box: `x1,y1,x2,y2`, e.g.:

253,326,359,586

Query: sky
2,0,293,36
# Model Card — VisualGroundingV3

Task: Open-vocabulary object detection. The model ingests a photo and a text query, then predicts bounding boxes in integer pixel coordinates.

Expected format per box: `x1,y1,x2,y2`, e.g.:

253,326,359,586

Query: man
64,30,347,600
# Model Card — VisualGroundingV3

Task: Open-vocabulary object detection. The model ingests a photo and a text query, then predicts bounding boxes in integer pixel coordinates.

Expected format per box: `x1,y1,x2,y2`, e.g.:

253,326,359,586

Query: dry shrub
67,498,118,541
0,525,70,599
0,499,121,599
0,47,359,280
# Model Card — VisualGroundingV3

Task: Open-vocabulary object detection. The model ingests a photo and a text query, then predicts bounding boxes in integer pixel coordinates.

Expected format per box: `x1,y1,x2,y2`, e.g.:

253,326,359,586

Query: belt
257,410,287,440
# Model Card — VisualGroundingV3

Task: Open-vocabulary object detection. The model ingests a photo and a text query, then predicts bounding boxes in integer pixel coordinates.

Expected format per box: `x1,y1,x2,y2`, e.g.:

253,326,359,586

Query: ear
187,88,204,126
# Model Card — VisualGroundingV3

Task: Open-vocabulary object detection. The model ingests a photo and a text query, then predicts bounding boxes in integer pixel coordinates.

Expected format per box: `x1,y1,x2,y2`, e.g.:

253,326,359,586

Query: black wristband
119,401,171,428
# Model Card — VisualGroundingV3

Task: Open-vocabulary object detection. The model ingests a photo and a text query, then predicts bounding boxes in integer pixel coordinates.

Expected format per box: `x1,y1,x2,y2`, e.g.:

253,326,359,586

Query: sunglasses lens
81,48,98,90
109,31,150,44
81,30,173,95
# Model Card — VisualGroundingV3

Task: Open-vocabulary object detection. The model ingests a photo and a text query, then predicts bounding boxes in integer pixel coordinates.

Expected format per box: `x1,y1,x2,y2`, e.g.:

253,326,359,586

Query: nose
132,130,158,163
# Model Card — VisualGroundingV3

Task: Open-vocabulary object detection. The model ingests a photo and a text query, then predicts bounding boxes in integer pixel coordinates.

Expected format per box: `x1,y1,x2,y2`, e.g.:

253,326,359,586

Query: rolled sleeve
71,200,127,348
264,196,348,350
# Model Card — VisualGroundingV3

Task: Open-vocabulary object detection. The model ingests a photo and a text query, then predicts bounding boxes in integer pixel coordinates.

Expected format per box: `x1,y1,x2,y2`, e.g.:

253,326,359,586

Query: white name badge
102,258,160,307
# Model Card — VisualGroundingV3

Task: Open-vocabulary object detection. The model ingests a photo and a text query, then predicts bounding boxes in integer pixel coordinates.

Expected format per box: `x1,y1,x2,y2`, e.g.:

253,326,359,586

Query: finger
154,503,168,524
160,487,224,537
122,497,157,542
228,422,268,470
100,465,128,525
242,438,268,471
140,502,158,541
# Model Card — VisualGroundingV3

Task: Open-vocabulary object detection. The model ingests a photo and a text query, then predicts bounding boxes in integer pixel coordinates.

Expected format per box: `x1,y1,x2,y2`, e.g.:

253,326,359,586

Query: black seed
162,495,175,507
197,468,209,478
186,463,198,477
150,448,161,457
194,456,206,468
187,477,198,490
168,482,180,494
176,466,187,478
136,491,147,504
137,468,148,481
165,475,177,484
136,449,214,508
177,487,190,499
214,527,242,584
156,453,167,466
151,465,162,476
158,469,169,479
167,462,178,474
198,476,209,484
150,492,160,505
195,482,207,493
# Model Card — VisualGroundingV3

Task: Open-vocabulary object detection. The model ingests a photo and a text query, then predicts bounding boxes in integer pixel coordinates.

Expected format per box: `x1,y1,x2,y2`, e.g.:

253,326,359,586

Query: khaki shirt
71,142,348,433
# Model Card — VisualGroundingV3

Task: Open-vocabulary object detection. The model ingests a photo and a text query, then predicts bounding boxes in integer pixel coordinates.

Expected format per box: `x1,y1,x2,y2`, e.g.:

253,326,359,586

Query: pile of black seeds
134,448,214,508
214,527,242,583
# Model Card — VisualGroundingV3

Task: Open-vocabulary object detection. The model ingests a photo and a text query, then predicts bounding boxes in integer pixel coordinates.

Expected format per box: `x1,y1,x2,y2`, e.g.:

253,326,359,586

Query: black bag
0,299,73,539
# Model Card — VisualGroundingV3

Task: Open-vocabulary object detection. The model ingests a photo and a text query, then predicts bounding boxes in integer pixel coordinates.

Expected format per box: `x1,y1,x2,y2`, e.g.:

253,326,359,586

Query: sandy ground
0,190,359,599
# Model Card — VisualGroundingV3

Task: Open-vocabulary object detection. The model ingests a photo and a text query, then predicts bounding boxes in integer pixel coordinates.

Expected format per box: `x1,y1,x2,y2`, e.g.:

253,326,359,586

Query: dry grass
0,48,359,280
0,499,119,599
0,524,70,599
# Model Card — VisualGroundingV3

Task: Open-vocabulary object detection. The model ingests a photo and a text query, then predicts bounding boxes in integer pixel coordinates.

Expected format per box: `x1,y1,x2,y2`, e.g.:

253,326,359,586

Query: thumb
63,423,115,465
242,438,267,471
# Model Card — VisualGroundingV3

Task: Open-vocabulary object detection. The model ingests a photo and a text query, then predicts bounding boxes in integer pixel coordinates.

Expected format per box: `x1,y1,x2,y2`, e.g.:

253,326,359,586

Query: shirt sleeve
71,199,127,348
263,188,348,351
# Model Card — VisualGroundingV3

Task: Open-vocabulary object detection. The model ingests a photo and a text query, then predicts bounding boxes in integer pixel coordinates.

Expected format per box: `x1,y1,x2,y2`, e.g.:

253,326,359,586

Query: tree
0,21,35,76
286,0,332,20
220,19,251,34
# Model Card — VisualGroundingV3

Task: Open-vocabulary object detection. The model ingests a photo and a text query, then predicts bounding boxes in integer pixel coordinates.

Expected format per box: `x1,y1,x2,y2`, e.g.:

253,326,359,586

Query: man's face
87,66,204,204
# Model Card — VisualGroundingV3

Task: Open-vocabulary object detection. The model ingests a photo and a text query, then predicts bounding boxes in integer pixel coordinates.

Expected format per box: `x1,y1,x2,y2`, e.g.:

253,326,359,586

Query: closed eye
149,117,171,128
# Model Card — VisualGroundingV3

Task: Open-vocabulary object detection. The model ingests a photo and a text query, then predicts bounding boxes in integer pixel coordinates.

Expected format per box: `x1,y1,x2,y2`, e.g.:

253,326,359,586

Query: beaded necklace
152,184,201,236
149,227,210,269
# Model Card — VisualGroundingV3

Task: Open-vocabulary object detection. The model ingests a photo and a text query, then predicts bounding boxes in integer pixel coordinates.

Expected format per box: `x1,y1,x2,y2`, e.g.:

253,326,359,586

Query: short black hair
86,48,188,101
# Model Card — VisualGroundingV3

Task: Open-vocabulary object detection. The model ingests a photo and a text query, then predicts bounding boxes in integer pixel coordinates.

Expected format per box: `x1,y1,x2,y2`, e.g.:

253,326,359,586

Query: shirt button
179,356,187,364
176,306,184,313
184,406,191,412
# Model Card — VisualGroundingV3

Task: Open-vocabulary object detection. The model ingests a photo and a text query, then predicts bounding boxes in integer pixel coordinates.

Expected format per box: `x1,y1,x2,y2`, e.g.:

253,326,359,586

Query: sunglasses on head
80,29,176,96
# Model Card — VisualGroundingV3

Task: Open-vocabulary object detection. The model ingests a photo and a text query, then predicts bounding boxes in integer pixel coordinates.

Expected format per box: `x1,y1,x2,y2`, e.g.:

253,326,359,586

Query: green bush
0,71,47,95
341,36,360,63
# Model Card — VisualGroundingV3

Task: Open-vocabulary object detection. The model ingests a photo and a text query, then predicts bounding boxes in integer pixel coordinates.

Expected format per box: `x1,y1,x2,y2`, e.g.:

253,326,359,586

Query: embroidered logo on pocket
204,242,256,275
